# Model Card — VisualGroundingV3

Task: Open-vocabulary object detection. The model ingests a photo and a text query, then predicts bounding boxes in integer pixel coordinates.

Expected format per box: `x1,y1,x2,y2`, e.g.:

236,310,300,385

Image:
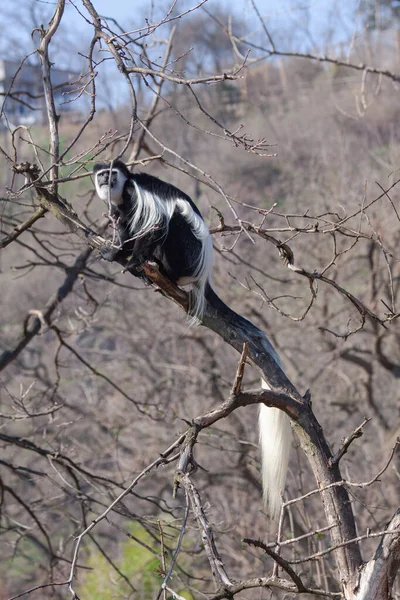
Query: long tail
205,284,292,519
259,381,292,519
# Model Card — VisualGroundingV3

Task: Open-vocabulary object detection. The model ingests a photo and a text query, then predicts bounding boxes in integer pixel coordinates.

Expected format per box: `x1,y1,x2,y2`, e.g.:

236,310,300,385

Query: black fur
94,161,290,515
94,162,205,284
94,160,273,334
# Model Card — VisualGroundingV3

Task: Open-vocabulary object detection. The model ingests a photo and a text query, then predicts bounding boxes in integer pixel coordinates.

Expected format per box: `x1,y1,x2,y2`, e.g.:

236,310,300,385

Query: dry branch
17,170,365,595
0,245,93,371
1,3,400,599
355,510,400,600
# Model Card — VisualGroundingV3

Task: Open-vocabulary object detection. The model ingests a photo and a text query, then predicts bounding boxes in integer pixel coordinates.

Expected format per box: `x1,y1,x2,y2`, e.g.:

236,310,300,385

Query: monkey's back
133,173,207,285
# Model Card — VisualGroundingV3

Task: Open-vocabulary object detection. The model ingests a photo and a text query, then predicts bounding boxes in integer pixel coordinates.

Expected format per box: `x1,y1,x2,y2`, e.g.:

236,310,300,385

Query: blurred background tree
0,1,399,599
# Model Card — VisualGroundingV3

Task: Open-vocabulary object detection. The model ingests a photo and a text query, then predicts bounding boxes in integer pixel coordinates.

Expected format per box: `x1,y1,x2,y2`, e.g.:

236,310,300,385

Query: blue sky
60,0,357,51
0,0,359,110
37,0,355,108
1,0,359,68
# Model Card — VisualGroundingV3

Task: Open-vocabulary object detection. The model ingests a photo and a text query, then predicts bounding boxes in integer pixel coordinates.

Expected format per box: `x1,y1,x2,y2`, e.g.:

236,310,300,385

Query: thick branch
355,510,400,600
138,267,363,590
19,176,363,593
174,385,300,495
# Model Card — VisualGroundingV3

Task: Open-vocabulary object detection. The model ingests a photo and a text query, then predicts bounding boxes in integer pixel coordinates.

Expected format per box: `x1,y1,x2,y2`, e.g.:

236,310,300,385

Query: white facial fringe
95,169,126,205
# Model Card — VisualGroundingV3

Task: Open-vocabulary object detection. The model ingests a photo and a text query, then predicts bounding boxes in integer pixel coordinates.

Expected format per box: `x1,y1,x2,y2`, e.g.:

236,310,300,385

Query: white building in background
0,59,79,127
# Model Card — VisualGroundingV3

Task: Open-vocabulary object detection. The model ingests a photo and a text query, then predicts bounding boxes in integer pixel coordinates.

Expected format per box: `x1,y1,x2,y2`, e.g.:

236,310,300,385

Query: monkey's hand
125,254,147,272
100,245,120,262
125,257,160,286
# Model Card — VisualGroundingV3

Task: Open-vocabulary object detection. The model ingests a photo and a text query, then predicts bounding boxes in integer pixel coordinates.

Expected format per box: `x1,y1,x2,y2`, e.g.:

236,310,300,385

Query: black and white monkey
93,159,291,519
93,159,213,322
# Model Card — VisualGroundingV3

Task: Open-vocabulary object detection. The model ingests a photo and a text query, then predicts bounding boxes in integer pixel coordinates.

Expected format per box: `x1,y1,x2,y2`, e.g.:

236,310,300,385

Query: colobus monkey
93,159,291,519
93,160,212,322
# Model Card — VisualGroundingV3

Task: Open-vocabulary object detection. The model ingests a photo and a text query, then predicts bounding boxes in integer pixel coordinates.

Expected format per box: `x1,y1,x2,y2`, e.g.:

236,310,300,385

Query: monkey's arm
124,226,165,270
101,217,167,275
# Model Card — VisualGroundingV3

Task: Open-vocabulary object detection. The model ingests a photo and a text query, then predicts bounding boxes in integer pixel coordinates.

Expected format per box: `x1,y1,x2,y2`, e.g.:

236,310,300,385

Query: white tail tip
259,379,292,520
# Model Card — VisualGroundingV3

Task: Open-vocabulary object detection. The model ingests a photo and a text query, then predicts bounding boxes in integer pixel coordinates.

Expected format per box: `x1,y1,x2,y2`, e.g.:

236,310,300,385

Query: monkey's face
94,167,127,205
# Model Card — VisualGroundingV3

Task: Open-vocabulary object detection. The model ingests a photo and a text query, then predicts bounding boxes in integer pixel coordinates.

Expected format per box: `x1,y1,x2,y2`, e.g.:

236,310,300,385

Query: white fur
96,167,291,514
127,181,213,323
259,380,292,519
94,168,127,205
260,366,292,519
176,199,213,323
94,166,212,322
129,182,176,239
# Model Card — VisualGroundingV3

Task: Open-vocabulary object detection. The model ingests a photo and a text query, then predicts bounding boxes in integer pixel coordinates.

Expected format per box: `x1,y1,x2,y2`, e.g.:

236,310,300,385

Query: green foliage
77,521,194,600
2,537,43,581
